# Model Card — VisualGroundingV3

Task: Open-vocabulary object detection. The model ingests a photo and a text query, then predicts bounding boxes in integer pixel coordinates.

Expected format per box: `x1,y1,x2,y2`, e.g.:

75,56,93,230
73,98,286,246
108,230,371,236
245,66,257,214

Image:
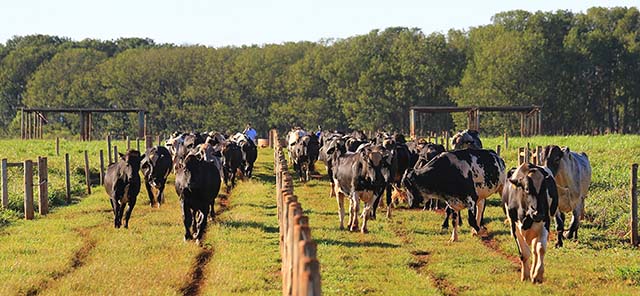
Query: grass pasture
0,135,638,295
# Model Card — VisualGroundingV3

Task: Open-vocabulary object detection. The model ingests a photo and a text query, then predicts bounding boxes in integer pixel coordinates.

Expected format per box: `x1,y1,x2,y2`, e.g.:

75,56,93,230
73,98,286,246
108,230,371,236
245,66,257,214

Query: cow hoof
349,226,358,232
361,228,368,234
339,225,344,231
195,239,202,246
555,242,563,248
448,238,458,243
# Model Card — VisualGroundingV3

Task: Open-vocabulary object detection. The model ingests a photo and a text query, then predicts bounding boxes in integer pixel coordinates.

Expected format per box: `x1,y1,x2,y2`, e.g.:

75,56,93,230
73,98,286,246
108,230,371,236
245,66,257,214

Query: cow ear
562,146,570,155
119,153,125,161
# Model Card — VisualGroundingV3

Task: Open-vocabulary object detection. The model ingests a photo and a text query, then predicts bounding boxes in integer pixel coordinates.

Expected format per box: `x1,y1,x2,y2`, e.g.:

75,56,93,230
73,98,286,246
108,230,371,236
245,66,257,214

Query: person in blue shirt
243,123,257,142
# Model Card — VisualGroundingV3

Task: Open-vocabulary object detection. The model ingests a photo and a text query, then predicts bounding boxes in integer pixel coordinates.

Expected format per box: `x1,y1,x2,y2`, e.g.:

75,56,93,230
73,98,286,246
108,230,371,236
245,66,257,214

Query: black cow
141,146,172,208
371,132,412,219
104,150,143,229
175,151,221,244
331,144,392,233
222,141,243,192
402,149,505,241
503,163,558,283
290,134,321,182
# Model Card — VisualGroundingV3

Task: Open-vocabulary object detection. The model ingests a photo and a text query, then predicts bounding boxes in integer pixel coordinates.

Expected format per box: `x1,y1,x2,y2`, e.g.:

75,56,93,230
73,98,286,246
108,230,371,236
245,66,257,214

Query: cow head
542,145,565,175
401,168,424,208
179,151,207,190
358,144,392,186
119,150,143,174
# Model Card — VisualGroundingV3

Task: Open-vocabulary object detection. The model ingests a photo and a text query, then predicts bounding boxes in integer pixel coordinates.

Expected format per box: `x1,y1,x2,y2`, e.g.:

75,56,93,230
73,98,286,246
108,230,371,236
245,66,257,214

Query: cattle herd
101,125,593,284
103,131,257,245
288,127,592,283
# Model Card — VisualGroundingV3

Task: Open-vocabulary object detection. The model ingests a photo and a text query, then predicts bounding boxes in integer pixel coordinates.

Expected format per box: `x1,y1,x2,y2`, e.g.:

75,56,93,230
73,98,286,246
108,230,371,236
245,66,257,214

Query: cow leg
112,199,121,228
442,207,452,229
449,210,459,242
555,212,565,248
567,199,584,240
472,198,487,236
157,182,166,207
117,202,126,229
182,200,193,241
385,184,393,219
336,189,345,230
349,193,359,232
532,227,548,283
145,181,155,207
195,209,208,245
517,229,531,281
123,196,136,229
467,205,481,235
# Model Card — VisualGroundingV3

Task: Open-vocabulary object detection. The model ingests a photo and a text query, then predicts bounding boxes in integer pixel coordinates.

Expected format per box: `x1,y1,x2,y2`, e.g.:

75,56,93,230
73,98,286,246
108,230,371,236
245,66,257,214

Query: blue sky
1,0,637,47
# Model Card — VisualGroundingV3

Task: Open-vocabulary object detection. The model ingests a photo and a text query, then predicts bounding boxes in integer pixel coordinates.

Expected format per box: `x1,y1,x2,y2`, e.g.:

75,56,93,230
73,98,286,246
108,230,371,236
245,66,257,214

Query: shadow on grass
253,172,276,184
244,203,277,210
315,238,400,249
303,209,335,217
222,220,279,234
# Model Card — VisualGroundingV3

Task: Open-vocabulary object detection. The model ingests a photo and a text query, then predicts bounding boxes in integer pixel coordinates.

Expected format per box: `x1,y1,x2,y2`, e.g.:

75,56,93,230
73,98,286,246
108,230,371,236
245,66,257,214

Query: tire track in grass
23,224,101,296
389,217,460,296
179,193,230,296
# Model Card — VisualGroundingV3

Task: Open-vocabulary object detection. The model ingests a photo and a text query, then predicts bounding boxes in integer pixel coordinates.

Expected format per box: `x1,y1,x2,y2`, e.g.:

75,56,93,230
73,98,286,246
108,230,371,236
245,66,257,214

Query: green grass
0,138,144,222
0,144,282,295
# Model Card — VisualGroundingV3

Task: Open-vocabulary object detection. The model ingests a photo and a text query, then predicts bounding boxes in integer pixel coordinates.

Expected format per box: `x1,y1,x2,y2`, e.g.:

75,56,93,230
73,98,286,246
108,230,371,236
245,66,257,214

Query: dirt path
179,194,230,296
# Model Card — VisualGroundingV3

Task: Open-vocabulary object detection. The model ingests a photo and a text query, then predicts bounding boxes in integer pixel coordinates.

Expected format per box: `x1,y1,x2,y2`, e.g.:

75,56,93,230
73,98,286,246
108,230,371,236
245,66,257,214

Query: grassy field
0,135,639,295
0,142,281,296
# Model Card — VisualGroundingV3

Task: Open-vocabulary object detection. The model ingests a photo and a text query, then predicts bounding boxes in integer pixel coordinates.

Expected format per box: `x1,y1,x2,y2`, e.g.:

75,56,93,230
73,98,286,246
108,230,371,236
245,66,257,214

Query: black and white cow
331,144,392,233
231,133,258,178
503,163,558,283
104,150,143,229
402,149,506,241
140,146,172,208
319,135,347,198
443,130,484,229
542,145,592,247
175,150,221,244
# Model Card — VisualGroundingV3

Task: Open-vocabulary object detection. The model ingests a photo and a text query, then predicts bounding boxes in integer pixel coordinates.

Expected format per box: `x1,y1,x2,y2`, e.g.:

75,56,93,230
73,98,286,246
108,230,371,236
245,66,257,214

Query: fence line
274,131,321,296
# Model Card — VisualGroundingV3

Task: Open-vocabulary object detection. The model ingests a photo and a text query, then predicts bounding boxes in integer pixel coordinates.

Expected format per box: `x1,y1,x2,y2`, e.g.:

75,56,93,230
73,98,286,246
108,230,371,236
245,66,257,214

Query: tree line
1,7,638,138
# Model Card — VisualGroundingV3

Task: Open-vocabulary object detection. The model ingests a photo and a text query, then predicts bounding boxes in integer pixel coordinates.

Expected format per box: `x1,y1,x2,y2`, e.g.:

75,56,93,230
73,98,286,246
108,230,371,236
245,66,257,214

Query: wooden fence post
136,138,141,151
107,135,113,164
56,137,60,156
38,157,48,215
24,160,34,220
504,132,508,150
99,150,105,186
496,145,501,157
114,145,119,162
518,148,524,166
157,135,161,147
65,153,71,203
631,163,638,247
126,136,131,150
1,158,8,208
84,150,91,194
